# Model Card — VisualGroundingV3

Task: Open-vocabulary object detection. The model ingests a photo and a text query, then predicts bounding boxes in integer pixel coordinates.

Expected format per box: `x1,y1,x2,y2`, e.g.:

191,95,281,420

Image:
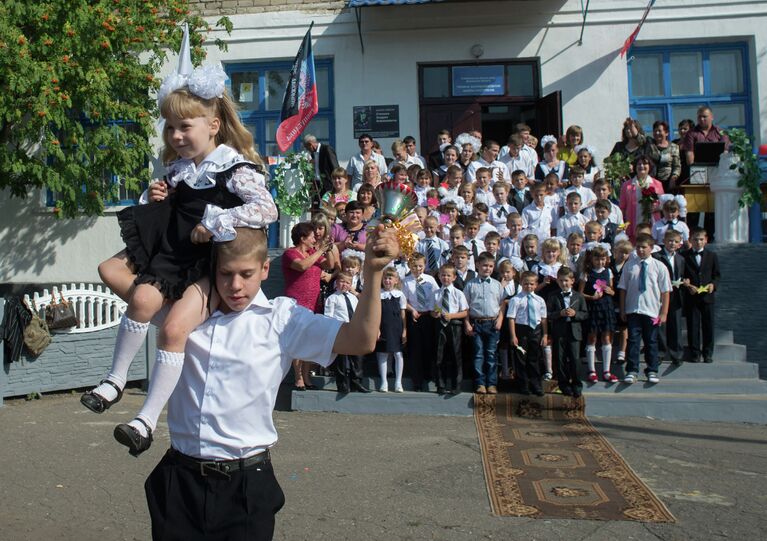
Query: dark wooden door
534,91,563,140
419,103,481,156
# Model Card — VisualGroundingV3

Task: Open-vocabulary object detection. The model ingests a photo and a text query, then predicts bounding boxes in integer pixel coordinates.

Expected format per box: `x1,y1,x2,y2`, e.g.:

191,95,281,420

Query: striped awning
347,0,446,6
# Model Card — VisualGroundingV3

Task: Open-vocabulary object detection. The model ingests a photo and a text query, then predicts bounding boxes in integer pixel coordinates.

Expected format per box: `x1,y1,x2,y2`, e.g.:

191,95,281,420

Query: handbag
45,292,79,330
23,300,52,356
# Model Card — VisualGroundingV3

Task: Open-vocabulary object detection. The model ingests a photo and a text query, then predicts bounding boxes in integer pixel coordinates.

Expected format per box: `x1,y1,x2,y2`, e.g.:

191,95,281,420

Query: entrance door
534,91,563,140
419,103,481,156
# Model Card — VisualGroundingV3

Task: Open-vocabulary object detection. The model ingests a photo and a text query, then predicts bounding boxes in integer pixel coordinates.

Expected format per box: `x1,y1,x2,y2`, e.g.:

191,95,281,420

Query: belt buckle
200,461,231,480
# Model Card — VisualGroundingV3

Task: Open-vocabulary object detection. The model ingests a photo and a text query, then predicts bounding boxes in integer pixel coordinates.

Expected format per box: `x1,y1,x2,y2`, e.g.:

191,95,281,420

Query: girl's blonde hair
160,89,263,166
541,238,566,264
459,182,476,200
382,267,400,287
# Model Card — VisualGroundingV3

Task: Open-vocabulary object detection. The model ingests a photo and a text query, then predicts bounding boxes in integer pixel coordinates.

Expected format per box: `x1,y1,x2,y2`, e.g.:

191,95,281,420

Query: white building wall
1,0,764,284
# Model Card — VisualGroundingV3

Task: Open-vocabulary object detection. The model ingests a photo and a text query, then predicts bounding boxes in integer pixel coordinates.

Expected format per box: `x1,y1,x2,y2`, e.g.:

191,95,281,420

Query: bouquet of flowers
638,178,659,222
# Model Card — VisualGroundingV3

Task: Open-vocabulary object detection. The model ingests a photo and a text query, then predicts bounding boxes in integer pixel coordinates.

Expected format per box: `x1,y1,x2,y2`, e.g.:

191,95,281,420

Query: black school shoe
80,380,123,414
114,418,153,457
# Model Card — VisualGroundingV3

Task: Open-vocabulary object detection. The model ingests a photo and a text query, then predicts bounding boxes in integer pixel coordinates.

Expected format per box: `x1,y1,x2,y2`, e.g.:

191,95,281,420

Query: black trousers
407,313,435,387
145,450,285,541
685,299,715,359
333,354,363,388
514,324,543,393
659,305,683,362
434,321,463,390
552,334,581,392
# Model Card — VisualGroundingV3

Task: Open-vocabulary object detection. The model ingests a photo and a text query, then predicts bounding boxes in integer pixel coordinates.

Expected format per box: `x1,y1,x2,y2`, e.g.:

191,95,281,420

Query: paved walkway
1,391,765,540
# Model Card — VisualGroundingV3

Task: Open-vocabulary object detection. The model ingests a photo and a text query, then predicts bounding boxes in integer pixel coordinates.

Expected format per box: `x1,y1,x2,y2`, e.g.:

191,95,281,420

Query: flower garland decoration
637,177,658,223
271,152,317,217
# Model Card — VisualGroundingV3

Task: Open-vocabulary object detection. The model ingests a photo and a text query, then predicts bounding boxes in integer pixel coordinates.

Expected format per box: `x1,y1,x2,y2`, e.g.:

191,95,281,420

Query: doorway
418,60,561,156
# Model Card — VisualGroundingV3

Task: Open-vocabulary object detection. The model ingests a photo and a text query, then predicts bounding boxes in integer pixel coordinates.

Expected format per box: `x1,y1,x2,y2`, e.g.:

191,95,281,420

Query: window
628,43,751,138
419,60,540,101
46,120,147,207
227,59,334,157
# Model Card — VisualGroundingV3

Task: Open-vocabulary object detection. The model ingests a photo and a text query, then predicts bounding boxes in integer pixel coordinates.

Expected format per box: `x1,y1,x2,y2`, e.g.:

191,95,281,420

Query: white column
708,152,749,243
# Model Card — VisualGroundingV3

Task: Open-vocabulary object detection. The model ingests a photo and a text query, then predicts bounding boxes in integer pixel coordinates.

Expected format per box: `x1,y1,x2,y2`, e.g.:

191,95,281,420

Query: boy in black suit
653,229,686,365
508,170,533,214
682,227,720,363
449,245,476,290
547,267,589,397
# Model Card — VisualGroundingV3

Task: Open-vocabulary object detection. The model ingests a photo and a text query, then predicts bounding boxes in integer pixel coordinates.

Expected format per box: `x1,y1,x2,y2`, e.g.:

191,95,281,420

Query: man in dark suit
681,227,720,363
546,267,588,397
303,134,338,198
427,129,452,171
653,229,686,365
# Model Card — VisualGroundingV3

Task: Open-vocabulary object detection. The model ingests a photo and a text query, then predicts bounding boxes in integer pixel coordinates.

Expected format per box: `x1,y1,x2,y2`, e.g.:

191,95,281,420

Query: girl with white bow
81,26,278,456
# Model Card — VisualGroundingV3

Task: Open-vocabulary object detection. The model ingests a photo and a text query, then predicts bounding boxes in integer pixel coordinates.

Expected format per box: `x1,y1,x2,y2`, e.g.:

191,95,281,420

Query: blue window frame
628,42,751,138
226,58,335,157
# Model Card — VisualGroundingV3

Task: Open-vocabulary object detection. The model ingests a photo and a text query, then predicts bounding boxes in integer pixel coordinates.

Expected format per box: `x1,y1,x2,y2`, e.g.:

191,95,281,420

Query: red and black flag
619,0,656,58
276,24,319,152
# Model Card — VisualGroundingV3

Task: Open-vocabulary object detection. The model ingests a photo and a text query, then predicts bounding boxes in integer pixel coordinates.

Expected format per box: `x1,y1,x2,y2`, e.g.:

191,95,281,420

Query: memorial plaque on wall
452,65,505,96
353,105,400,138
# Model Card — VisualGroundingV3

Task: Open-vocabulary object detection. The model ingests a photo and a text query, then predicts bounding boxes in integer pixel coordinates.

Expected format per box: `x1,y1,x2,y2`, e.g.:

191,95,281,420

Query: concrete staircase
291,327,767,424
264,246,767,423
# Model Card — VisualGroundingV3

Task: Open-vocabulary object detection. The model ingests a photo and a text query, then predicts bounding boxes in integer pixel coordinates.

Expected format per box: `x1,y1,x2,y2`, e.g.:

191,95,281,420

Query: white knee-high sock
93,316,150,401
131,350,184,435
544,346,553,374
376,353,389,389
393,352,404,388
586,345,596,373
499,348,509,377
602,344,613,374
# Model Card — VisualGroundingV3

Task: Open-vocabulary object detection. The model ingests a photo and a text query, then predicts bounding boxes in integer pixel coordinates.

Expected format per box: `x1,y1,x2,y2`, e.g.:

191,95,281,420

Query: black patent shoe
80,380,123,414
114,418,153,457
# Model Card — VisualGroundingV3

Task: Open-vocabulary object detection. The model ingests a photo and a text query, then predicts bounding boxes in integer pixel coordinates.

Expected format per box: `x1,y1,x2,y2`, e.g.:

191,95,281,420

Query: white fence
24,284,127,334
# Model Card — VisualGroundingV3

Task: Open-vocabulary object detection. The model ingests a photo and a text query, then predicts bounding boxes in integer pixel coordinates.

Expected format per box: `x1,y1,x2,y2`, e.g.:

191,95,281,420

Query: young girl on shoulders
82,60,278,456
376,268,407,392
579,246,618,383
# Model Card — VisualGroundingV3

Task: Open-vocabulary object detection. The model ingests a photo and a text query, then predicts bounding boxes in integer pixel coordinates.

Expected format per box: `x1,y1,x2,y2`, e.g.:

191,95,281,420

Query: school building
0,0,765,286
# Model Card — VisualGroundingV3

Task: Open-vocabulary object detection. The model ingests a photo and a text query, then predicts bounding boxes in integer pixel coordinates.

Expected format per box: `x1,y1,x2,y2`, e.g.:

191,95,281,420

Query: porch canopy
347,0,445,5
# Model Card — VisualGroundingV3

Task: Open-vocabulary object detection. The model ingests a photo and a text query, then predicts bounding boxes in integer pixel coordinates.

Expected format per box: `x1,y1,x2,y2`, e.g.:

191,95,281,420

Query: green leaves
723,128,761,208
272,153,318,218
0,1,232,217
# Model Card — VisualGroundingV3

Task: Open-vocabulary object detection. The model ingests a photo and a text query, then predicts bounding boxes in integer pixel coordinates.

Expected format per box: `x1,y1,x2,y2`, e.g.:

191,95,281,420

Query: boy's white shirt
324,290,358,322
167,290,341,460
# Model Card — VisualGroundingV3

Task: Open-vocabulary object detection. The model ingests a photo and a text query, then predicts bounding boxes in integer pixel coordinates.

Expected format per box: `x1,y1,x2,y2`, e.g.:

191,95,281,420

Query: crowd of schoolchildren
308,122,721,398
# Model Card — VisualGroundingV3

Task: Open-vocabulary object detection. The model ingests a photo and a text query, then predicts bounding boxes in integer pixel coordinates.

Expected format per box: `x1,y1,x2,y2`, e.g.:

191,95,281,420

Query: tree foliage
0,0,232,217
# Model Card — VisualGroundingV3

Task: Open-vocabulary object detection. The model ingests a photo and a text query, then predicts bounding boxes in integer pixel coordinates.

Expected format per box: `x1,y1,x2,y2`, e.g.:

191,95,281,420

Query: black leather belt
168,448,271,480
472,316,496,322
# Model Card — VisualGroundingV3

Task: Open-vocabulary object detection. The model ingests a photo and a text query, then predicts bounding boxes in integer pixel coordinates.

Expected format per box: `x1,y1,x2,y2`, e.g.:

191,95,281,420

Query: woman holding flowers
619,155,664,240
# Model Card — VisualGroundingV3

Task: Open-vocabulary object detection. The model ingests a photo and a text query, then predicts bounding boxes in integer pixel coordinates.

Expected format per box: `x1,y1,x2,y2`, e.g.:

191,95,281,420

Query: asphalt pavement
1,389,765,540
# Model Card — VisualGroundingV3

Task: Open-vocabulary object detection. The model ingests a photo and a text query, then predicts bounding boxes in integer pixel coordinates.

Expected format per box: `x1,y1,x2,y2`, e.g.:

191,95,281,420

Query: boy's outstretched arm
333,225,399,355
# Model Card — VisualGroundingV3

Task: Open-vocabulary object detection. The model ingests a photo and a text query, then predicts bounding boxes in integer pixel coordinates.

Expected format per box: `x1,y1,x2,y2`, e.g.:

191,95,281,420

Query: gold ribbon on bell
367,181,422,258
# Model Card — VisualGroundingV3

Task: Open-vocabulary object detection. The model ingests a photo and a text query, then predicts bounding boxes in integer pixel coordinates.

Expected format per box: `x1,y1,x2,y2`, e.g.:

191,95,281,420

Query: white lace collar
169,145,255,190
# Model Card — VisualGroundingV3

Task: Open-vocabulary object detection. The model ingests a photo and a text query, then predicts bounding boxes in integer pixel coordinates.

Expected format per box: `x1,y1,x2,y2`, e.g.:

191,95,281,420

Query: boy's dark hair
569,165,585,176
407,164,423,176
635,222,653,234
437,128,451,137
531,182,546,193
662,199,680,212
520,270,538,282
557,266,575,279
336,271,354,283
446,164,463,176
438,262,457,275
416,168,432,181
476,166,491,177
345,200,363,213
635,233,655,246
217,227,268,264
409,252,426,263
690,226,708,238
592,178,608,190
565,191,582,202
476,251,496,265
450,224,465,235
464,216,480,228
452,244,470,256
403,135,416,144
663,229,682,242
390,163,408,176
594,199,612,213
358,133,372,142
511,169,527,180
567,231,584,242
473,202,489,214
484,231,502,244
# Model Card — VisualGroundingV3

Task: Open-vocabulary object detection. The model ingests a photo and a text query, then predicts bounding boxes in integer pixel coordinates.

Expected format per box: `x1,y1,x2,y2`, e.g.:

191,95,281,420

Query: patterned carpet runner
474,392,675,522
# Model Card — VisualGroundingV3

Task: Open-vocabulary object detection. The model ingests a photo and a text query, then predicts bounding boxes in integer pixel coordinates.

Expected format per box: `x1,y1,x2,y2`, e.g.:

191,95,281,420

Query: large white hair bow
540,135,557,149
574,144,596,156
455,132,481,154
